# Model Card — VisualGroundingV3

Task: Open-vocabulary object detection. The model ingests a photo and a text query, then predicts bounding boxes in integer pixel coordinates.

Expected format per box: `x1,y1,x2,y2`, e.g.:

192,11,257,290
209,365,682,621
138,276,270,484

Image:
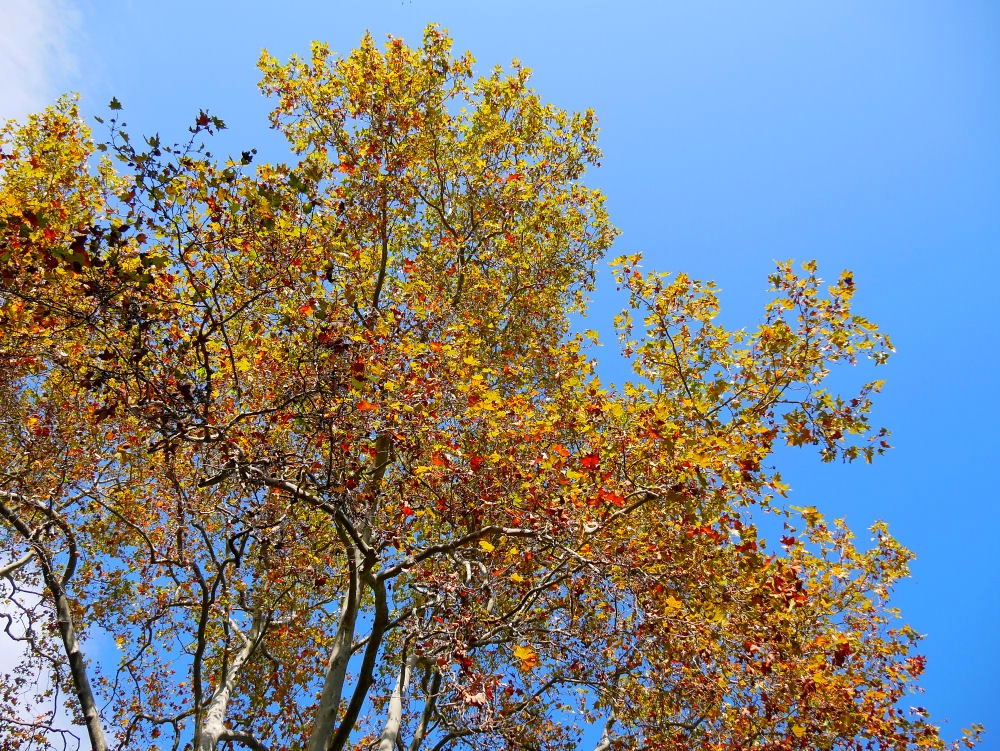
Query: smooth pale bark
307,545,364,751
194,613,266,751
52,572,108,751
0,550,34,578
218,729,270,751
0,494,108,751
308,436,390,751
377,651,416,751
324,573,390,751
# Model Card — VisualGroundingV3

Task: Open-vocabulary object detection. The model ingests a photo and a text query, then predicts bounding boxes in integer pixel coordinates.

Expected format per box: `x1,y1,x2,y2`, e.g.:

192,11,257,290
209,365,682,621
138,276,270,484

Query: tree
0,26,982,751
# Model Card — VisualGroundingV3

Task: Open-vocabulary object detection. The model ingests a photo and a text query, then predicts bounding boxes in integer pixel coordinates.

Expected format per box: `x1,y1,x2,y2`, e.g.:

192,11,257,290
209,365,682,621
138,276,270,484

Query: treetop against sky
1,4,998,750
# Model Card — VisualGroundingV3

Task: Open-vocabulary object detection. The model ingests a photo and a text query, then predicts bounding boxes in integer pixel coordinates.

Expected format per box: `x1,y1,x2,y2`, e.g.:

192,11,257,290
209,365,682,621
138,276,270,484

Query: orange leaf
513,644,539,670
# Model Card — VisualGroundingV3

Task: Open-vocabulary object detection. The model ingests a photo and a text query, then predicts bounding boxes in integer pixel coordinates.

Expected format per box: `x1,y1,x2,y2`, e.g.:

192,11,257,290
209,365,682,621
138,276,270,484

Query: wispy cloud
0,0,80,123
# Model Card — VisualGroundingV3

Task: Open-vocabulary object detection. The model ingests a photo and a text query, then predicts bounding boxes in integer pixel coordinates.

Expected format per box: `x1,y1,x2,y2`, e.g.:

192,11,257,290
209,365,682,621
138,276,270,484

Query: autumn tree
0,26,983,751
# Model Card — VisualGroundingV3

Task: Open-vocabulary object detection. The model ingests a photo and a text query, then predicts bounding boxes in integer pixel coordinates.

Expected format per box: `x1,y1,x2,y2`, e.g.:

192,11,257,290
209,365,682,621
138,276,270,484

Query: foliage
0,26,982,751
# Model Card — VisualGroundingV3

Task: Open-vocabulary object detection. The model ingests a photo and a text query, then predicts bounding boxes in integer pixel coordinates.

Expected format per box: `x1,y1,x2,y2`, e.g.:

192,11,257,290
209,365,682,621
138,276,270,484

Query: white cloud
0,0,80,123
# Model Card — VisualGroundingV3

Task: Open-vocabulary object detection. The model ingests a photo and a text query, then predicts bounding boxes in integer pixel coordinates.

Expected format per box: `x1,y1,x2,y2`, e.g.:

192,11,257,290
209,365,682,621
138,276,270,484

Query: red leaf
599,489,624,506
832,641,853,667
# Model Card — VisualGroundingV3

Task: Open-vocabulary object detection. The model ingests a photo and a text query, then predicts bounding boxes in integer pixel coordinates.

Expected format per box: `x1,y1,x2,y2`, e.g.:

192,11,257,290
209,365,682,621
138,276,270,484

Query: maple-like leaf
513,644,540,670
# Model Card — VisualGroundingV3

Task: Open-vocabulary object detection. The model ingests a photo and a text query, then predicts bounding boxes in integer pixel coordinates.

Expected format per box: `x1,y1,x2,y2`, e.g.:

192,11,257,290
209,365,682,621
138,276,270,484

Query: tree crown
0,26,981,751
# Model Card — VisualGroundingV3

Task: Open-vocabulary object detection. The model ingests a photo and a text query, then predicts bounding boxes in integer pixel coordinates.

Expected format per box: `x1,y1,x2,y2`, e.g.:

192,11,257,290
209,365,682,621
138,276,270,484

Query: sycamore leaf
513,644,540,670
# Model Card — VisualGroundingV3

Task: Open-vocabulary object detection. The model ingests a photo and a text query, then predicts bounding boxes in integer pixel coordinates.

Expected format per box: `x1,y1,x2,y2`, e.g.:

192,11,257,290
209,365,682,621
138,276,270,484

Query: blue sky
3,0,998,742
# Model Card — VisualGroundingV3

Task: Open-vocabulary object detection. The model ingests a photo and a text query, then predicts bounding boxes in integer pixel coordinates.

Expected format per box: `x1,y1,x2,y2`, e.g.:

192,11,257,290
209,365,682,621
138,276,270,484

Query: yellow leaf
791,725,806,739
796,505,823,528
478,540,495,553
513,644,539,669
664,596,683,612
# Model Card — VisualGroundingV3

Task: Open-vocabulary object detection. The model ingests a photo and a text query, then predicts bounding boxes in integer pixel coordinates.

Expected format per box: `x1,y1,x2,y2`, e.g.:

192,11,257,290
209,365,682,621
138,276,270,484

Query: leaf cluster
0,27,980,751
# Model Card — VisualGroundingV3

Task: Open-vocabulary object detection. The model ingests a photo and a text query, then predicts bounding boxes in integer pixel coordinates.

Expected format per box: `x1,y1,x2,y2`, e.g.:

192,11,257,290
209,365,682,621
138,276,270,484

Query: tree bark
377,650,416,751
0,494,109,751
324,572,390,751
307,545,363,751
194,612,266,751
52,574,108,751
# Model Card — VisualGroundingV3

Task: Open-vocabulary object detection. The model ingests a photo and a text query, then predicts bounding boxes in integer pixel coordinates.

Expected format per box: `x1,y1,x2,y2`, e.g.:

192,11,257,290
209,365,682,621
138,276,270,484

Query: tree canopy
0,26,982,751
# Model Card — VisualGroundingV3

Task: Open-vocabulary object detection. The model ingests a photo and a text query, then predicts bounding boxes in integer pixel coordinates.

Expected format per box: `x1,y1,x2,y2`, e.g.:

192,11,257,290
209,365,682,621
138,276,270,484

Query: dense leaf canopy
0,26,982,751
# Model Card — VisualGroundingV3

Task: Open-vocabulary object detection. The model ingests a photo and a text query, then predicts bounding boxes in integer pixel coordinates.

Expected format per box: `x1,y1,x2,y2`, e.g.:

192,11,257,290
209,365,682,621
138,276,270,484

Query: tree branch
307,546,363,751
219,729,270,751
407,670,441,751
0,550,35,579
325,574,390,751
378,648,416,751
0,492,109,751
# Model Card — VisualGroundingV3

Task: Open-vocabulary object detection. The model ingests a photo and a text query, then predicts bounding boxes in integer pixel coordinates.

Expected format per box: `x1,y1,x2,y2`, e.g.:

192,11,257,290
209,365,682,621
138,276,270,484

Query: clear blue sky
4,0,998,742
